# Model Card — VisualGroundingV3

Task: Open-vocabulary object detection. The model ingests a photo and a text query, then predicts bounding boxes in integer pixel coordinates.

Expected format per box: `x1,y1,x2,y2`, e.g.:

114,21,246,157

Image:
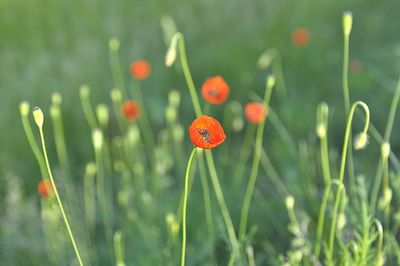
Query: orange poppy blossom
245,102,268,124
189,115,226,149
130,59,151,80
38,180,54,198
122,100,141,121
201,76,230,104
291,27,310,46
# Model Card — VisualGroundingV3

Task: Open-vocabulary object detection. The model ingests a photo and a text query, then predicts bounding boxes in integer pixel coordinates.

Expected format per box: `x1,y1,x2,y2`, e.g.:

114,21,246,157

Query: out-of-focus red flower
189,115,226,149
349,59,363,75
291,28,310,46
122,100,141,121
201,76,230,104
245,102,268,124
38,180,53,198
130,60,151,80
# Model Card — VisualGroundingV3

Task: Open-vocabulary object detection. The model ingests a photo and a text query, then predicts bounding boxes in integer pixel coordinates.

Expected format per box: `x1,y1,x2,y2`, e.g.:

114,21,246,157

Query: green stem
259,148,289,199
109,44,128,98
370,76,400,209
37,127,84,266
327,101,370,259
114,231,126,266
232,125,256,188
83,163,96,232
342,33,356,193
314,102,332,259
176,33,202,117
239,77,274,240
371,220,384,266
131,81,158,192
80,87,98,130
50,104,71,173
205,150,239,264
198,152,215,248
314,183,331,259
172,32,238,262
20,106,48,179
110,88,127,134
272,54,287,99
181,148,197,266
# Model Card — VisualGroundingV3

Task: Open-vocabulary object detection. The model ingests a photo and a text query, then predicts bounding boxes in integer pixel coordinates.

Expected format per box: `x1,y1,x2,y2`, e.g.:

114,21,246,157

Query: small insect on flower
291,27,310,46
122,100,141,121
38,180,53,198
189,115,226,149
201,76,230,104
245,102,268,124
130,60,151,80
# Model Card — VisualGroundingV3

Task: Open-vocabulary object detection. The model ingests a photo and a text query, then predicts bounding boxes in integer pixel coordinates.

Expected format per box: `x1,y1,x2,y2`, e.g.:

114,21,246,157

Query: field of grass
2,0,400,265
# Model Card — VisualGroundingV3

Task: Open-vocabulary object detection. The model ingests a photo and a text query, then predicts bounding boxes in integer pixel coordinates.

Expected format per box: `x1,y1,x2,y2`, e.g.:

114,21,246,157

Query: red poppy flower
38,180,53,198
122,100,141,121
201,76,230,104
291,28,310,46
130,60,151,80
245,102,268,124
189,115,226,149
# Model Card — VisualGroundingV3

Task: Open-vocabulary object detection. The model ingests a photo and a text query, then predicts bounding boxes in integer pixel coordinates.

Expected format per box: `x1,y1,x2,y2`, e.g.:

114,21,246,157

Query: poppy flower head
291,28,310,46
189,115,226,149
245,102,268,124
122,100,141,121
201,76,230,104
130,60,151,80
38,180,53,198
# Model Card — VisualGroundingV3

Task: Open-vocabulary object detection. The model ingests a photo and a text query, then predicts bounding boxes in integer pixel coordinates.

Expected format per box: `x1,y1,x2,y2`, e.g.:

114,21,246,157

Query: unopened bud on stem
354,132,368,150
343,11,353,36
33,107,44,128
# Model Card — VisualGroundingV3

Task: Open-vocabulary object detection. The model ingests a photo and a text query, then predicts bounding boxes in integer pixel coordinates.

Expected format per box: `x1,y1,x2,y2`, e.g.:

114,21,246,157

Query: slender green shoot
181,148,197,266
327,101,370,259
239,75,275,240
33,107,84,266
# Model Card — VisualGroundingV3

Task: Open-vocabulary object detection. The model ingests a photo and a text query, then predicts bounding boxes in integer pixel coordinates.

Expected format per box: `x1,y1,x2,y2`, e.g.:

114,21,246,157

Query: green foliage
3,0,400,265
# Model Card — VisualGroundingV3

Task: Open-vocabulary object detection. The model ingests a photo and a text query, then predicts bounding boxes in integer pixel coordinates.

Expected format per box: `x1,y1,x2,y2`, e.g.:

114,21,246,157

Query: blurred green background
2,0,400,264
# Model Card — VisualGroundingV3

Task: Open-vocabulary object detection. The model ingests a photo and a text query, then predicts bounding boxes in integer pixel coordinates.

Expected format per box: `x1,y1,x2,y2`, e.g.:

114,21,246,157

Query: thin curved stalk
327,101,370,259
239,76,275,240
35,110,84,266
181,148,197,266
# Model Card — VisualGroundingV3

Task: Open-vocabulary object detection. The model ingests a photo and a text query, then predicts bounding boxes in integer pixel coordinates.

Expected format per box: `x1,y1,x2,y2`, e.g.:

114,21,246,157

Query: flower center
198,128,211,142
208,88,219,98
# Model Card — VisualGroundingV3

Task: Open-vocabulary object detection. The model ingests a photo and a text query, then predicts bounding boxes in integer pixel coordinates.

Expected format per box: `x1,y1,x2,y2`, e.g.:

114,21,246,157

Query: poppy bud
165,34,179,67
343,11,353,36
33,107,44,128
19,101,30,117
109,38,120,51
381,142,390,159
92,128,103,151
52,92,62,105
96,104,109,128
285,195,295,210
257,48,276,69
80,85,90,99
168,90,181,107
354,132,368,150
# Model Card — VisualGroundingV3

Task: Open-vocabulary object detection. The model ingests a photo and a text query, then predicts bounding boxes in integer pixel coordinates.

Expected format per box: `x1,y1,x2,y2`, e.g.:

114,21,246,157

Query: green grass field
2,0,400,265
